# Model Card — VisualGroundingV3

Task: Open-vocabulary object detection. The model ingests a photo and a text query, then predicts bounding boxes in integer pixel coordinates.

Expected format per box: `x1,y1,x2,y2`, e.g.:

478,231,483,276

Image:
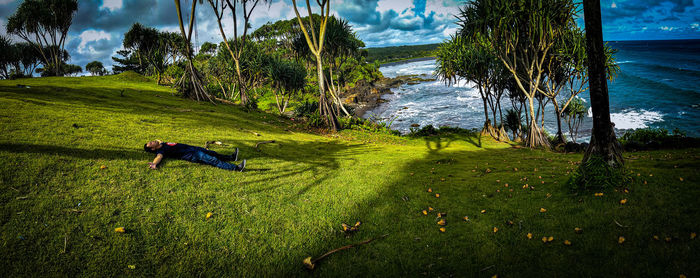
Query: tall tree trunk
552,98,565,144
582,0,623,166
526,96,550,148
316,55,338,131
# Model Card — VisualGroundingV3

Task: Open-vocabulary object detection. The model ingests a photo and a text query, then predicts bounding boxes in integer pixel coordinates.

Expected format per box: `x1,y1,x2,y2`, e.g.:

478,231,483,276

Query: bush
567,155,632,191
408,125,478,137
294,100,319,118
618,128,699,150
339,116,400,136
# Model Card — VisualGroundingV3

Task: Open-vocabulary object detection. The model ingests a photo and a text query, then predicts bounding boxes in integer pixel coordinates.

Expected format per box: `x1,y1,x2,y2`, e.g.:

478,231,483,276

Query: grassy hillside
0,74,698,277
366,43,440,64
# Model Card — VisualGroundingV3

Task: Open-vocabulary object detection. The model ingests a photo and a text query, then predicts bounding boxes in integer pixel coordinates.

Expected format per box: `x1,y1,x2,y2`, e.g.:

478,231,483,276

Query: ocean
363,39,700,140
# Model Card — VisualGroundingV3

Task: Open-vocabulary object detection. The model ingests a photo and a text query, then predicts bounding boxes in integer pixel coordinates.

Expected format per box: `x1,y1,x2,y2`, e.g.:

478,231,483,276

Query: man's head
144,140,162,152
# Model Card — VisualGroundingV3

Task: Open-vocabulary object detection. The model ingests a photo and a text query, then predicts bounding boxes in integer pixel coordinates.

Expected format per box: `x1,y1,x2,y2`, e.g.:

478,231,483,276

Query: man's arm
148,154,163,169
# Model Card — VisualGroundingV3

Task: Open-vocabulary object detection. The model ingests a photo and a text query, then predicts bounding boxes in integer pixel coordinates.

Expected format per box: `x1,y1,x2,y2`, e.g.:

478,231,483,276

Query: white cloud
100,0,123,12
377,0,414,14
691,23,699,29
442,26,457,37
659,26,676,31
611,2,617,8
78,30,111,54
0,0,14,4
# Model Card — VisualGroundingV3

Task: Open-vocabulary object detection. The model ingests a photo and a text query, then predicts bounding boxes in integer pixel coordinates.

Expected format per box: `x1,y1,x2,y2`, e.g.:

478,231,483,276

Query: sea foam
610,109,664,130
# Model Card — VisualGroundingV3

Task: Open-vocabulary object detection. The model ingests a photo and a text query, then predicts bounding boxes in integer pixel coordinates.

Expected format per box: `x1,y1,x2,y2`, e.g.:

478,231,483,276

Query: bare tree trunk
317,56,339,131
583,0,623,166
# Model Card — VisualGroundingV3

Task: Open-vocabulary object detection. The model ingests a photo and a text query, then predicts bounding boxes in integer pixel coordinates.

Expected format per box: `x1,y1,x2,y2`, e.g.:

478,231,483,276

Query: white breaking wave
610,109,664,129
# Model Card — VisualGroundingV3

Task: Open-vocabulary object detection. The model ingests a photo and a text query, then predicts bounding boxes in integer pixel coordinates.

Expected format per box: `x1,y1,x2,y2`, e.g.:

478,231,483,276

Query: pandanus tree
435,35,509,141
268,56,307,114
173,0,213,102
322,16,363,117
6,0,78,77
459,0,578,148
539,24,619,144
207,0,267,107
291,0,340,131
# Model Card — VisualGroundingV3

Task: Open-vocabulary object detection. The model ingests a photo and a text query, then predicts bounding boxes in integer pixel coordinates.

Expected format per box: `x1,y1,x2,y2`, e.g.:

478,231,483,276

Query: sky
0,0,699,72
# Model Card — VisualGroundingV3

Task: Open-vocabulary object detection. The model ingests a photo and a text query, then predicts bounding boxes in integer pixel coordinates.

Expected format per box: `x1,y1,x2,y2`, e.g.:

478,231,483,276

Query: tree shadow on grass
211,139,375,200
0,143,148,161
289,137,695,277
0,85,292,136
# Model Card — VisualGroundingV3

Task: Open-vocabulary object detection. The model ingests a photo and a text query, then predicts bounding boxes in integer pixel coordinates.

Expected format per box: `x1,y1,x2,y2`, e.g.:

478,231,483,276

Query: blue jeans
183,150,239,170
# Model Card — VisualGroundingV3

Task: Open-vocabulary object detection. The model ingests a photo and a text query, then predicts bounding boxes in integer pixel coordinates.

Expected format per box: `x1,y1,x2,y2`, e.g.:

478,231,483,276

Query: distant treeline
366,43,440,64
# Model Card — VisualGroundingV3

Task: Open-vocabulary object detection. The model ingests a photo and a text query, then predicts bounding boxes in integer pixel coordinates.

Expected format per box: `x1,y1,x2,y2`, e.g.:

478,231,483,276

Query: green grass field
1,74,698,277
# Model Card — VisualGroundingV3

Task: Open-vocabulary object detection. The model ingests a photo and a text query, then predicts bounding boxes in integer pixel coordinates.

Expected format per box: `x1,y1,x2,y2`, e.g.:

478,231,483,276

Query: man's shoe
237,159,246,172
232,148,239,161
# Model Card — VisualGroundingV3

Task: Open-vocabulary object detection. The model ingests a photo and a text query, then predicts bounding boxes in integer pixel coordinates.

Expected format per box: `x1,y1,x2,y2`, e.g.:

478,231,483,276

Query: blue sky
0,0,698,71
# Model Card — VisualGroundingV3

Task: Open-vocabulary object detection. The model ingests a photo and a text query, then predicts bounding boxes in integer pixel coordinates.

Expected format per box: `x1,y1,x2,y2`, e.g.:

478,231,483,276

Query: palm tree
581,0,623,165
173,0,213,102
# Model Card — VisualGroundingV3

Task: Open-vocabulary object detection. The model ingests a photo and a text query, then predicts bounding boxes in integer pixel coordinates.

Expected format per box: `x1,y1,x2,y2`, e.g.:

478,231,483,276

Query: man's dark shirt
156,142,199,159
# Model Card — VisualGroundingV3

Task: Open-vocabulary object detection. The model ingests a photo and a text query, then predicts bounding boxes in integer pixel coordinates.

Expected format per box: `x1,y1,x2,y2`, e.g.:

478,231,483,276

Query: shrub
339,116,400,135
568,155,632,191
294,100,319,118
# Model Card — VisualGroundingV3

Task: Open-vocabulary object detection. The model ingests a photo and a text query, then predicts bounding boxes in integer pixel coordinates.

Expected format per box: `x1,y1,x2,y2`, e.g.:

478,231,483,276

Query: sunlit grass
0,74,698,276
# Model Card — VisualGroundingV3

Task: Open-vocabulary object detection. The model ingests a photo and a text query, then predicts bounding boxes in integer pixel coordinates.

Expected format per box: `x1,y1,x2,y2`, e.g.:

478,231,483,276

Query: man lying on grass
144,140,246,171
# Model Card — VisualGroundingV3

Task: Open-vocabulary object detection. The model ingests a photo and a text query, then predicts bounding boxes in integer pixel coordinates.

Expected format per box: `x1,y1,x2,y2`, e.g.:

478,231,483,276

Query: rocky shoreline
341,74,436,117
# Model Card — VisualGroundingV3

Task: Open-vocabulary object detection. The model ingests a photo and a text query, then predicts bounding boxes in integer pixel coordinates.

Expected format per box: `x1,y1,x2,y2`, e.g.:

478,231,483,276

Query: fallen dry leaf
575,227,583,234
540,208,547,213
437,219,446,226
422,210,428,215
527,233,533,239
679,177,684,182
435,193,440,198
620,199,627,205
665,237,672,242
428,207,434,212
463,216,469,221
439,227,446,232
428,188,432,193
618,236,625,244
504,183,509,187
303,257,315,270
206,212,213,219
541,237,548,243
493,227,498,233
100,165,107,170
653,235,660,241
480,209,486,214
114,227,125,233
548,236,554,242
564,240,572,246
691,232,696,239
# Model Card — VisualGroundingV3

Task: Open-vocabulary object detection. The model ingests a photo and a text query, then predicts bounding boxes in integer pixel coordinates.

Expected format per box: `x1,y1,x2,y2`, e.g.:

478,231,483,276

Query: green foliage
620,128,673,145
568,155,632,191
504,109,522,137
85,61,106,76
617,128,699,151
163,63,185,85
112,49,146,74
339,116,401,135
366,43,440,63
408,124,479,137
294,100,319,118
6,0,78,76
122,23,186,84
